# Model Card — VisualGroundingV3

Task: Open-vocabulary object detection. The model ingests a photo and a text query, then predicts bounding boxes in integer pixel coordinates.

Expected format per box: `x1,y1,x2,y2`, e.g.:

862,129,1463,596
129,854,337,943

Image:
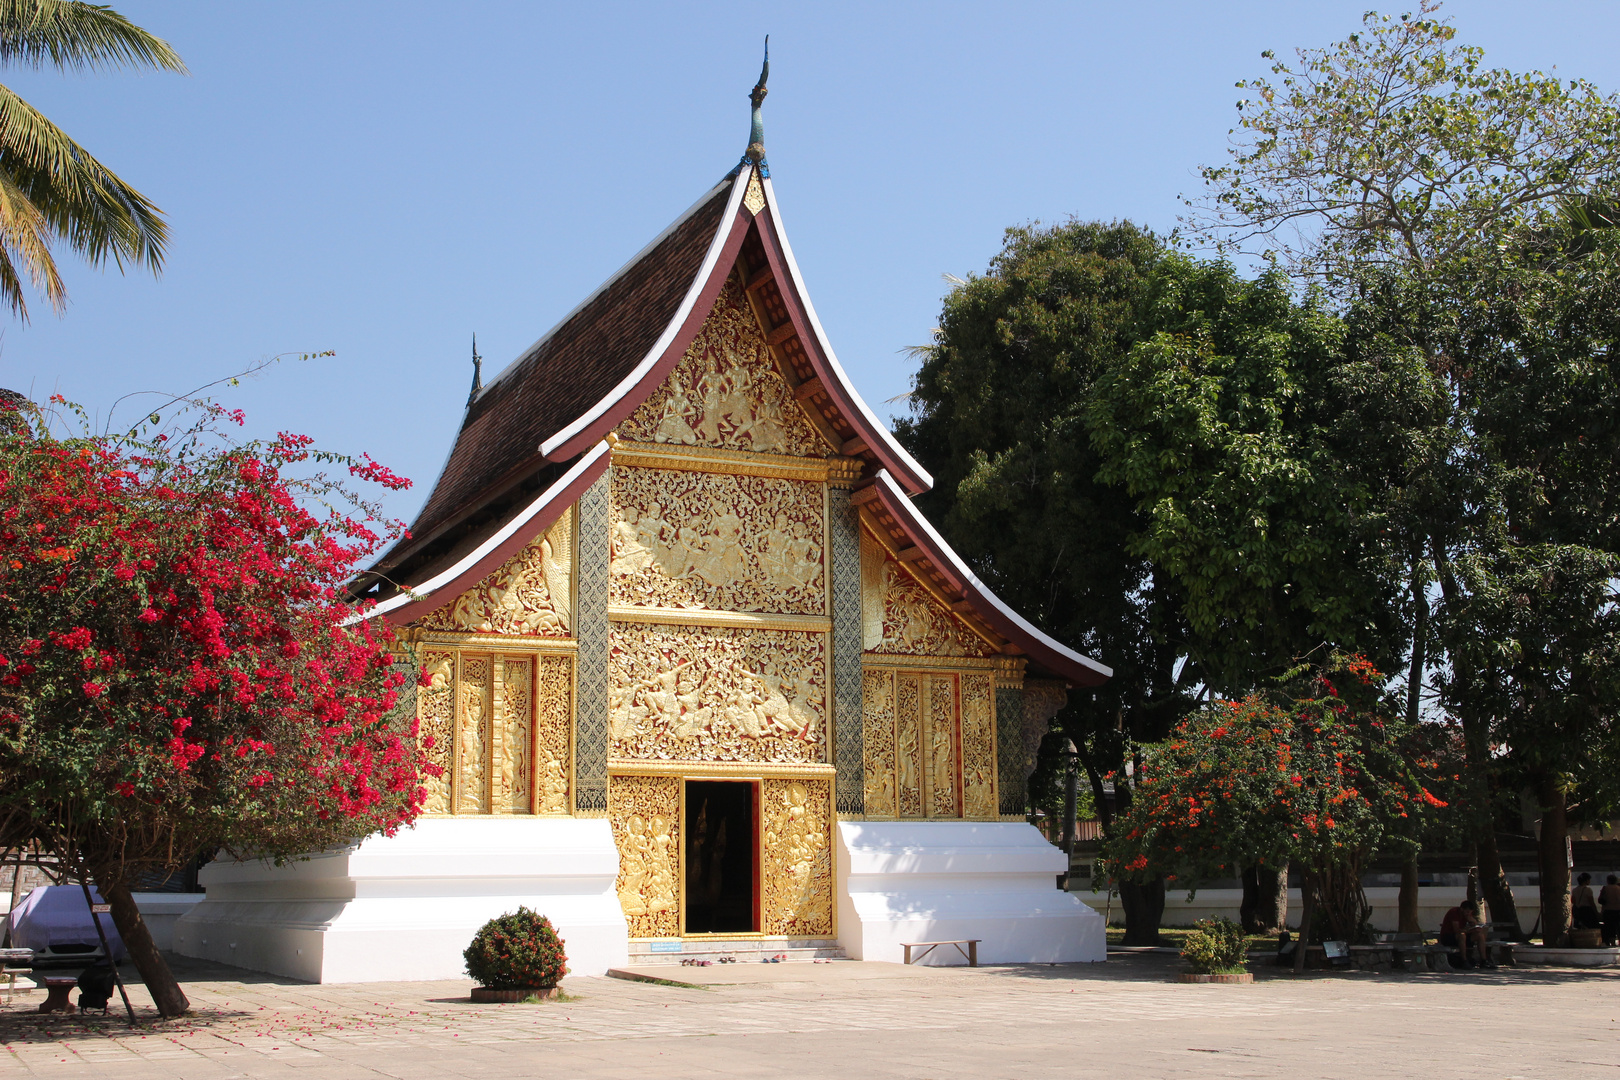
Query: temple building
175,58,1109,981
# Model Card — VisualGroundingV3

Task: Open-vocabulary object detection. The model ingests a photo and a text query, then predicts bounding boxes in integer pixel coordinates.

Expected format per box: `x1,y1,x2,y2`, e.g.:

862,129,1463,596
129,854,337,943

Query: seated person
1573,873,1601,930
1439,900,1494,969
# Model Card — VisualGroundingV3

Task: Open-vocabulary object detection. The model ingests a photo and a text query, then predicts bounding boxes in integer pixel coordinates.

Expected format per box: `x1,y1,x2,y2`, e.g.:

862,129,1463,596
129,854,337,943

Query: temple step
626,939,848,965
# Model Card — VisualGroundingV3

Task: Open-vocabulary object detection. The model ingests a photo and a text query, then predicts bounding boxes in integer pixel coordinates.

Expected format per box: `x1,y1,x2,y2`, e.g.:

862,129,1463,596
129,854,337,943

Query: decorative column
994,661,1027,818
572,468,612,814
827,462,864,816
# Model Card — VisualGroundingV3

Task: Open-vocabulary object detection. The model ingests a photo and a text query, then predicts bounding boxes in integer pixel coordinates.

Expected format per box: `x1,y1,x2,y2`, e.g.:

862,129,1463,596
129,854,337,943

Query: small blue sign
648,941,683,953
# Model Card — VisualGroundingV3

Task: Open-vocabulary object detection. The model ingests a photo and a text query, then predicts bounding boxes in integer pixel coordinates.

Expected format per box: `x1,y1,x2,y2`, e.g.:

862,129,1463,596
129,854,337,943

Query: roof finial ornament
741,36,769,177
468,333,483,406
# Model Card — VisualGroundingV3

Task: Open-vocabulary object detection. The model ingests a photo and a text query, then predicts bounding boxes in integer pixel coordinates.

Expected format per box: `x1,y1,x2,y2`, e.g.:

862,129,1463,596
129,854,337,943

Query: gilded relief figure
762,778,832,936
419,652,455,814
611,467,824,615
419,514,572,636
500,658,533,813
618,277,826,458
862,669,897,817
535,653,572,815
609,625,825,764
896,671,923,817
927,676,959,818
960,674,997,819
865,537,996,659
610,775,682,937
458,658,491,813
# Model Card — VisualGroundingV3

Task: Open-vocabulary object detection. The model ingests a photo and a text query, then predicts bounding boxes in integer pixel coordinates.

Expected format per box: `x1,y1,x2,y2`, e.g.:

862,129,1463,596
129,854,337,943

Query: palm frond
0,81,166,273
0,161,63,318
0,0,185,74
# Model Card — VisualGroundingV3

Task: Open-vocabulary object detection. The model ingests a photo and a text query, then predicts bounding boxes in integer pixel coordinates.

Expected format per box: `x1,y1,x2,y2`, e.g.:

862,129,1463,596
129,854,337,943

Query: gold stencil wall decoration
500,657,533,813
609,774,681,938
895,672,923,817
609,624,826,764
761,777,833,936
618,276,828,458
866,546,996,660
610,467,824,615
457,656,492,813
416,509,573,637
926,674,960,818
859,533,885,651
536,654,573,815
418,651,455,814
960,673,997,820
862,668,897,817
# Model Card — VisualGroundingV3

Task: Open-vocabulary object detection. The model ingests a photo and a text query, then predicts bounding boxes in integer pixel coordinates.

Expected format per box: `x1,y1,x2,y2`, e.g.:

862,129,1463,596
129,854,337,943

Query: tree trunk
1292,869,1315,974
1535,773,1571,947
1398,855,1421,934
1240,863,1286,934
1475,830,1522,939
103,880,189,1017
1118,877,1165,946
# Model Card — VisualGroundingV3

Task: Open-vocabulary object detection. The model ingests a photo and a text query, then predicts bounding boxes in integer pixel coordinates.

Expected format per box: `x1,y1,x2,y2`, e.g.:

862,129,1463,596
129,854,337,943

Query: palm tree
0,0,184,319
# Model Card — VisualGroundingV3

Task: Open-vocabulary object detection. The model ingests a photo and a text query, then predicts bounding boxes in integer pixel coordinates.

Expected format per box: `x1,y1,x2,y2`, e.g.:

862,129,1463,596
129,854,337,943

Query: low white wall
1077,885,1527,934
131,893,205,951
838,821,1105,965
175,817,628,983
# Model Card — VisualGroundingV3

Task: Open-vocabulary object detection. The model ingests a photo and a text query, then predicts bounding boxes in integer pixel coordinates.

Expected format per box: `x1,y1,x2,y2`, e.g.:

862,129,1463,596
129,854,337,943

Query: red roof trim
868,471,1111,687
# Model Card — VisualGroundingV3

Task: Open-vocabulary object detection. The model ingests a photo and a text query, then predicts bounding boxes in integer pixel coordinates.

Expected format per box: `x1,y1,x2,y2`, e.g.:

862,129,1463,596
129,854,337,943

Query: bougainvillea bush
464,908,569,989
0,394,432,1014
1103,659,1440,943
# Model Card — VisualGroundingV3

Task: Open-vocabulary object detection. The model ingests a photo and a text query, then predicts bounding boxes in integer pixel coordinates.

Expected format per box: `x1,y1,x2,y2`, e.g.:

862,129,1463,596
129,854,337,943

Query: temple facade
175,83,1109,981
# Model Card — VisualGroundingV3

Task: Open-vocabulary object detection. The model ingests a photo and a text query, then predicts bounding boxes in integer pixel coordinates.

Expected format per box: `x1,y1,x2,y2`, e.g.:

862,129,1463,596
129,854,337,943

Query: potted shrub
464,907,569,1002
1178,916,1253,984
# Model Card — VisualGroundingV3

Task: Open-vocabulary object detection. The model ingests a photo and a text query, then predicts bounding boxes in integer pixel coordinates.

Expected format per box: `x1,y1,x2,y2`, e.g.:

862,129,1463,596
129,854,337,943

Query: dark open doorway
684,780,757,934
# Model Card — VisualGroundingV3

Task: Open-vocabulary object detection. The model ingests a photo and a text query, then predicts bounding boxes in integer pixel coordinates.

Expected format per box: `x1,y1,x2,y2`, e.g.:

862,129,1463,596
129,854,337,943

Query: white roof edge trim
874,470,1113,679
350,440,612,627
759,176,935,493
479,178,734,401
539,172,751,459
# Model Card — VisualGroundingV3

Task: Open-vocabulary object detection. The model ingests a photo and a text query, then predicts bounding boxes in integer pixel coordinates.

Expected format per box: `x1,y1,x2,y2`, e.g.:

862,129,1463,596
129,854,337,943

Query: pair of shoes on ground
760,953,788,964
679,959,714,967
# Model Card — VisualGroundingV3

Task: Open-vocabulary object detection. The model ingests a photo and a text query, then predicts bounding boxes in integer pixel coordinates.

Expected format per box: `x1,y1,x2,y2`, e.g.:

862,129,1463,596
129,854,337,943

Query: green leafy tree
1189,1,1620,941
0,0,185,318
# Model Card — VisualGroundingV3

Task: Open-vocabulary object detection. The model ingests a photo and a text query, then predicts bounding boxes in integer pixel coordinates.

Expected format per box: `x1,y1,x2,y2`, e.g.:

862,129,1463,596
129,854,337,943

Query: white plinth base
174,818,628,983
835,821,1104,965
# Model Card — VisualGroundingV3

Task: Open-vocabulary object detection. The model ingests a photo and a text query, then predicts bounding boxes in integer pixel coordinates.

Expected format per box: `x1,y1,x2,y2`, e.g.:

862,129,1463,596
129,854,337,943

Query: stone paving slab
0,952,1617,1078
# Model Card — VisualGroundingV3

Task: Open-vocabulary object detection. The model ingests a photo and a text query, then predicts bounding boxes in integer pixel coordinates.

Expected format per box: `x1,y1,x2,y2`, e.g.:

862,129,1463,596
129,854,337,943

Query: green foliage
463,908,569,990
1180,917,1249,974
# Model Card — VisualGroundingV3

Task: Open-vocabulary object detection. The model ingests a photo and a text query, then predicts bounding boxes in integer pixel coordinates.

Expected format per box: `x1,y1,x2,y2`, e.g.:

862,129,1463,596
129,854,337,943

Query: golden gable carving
861,532,995,659
618,276,828,458
417,509,572,637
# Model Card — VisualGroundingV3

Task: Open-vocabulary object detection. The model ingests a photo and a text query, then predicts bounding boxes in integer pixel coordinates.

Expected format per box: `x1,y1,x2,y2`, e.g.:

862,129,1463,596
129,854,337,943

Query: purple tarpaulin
6,885,126,961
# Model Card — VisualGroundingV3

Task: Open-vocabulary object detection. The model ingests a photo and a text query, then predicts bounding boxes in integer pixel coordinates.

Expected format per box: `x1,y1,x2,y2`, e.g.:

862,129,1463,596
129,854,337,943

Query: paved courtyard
1,952,1616,1079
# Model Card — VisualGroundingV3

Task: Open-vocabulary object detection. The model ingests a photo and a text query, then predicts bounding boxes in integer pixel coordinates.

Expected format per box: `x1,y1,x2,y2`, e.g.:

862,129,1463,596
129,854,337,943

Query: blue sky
5,0,1619,525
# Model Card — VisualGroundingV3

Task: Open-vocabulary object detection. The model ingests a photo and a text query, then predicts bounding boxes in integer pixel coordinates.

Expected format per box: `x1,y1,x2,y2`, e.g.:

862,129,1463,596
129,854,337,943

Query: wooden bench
901,940,980,967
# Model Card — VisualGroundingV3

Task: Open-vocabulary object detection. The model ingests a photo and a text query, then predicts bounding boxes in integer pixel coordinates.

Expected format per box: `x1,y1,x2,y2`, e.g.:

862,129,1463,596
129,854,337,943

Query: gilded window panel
925,674,960,819
536,653,573,815
861,668,897,818
761,777,833,936
608,774,681,938
896,672,923,818
418,650,455,814
499,657,533,814
960,673,997,820
457,654,492,814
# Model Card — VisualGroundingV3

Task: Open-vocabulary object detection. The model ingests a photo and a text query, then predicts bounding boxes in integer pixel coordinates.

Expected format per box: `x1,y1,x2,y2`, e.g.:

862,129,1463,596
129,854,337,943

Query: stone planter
1177,971,1254,984
470,985,559,1002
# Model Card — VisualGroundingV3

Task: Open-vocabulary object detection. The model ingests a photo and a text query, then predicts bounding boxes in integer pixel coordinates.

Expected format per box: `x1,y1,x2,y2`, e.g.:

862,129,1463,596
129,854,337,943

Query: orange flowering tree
0,394,432,1015
1103,662,1442,943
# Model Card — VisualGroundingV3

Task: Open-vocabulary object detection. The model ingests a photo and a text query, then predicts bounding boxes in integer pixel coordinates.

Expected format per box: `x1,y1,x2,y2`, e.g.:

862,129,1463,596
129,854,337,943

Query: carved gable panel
861,531,996,659
609,623,826,765
416,509,573,637
618,276,829,458
610,466,824,615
